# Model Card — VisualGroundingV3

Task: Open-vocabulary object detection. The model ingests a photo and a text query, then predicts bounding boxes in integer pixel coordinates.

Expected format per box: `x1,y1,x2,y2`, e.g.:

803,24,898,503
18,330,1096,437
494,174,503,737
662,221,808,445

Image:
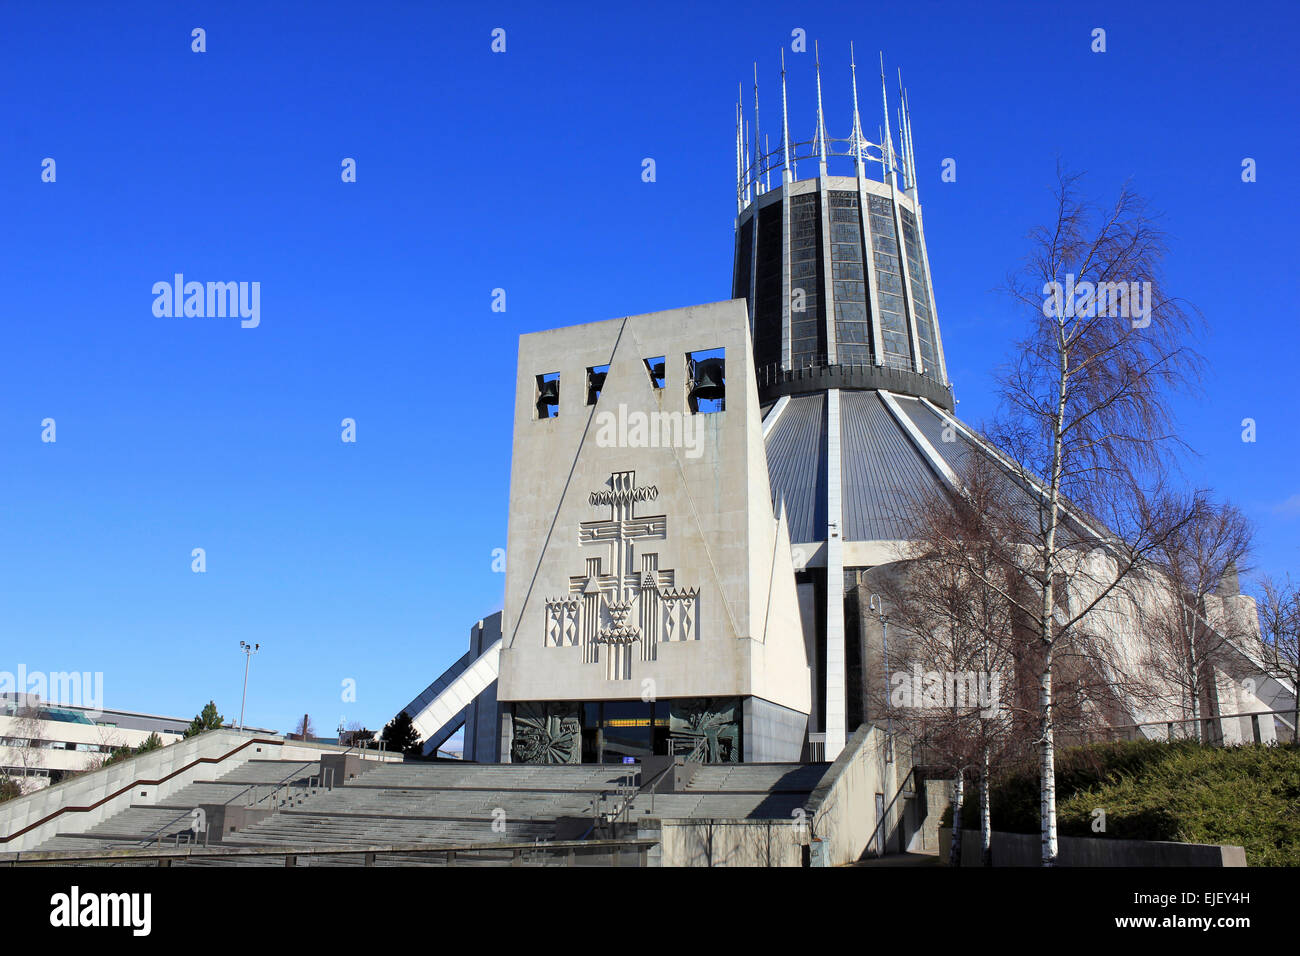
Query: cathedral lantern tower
739,48,959,758
733,47,951,409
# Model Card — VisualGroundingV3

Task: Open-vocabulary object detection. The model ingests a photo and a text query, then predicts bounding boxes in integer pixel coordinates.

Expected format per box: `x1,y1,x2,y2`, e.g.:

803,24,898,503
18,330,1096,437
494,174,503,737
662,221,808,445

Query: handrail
132,757,324,849
1072,708,1296,741
135,808,200,850
640,761,680,816
2,837,661,867
343,739,390,761
669,737,709,762
587,768,644,835
871,766,915,857
754,359,953,408
612,770,638,826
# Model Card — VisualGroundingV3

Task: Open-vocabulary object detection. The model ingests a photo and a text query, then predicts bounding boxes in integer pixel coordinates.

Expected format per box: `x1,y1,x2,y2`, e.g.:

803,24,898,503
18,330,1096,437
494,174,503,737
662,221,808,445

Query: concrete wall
199,803,272,843
659,818,805,867
806,723,908,866
937,827,1248,866
498,300,810,717
464,615,502,762
0,731,382,852
910,776,952,854
744,696,807,762
1,730,276,851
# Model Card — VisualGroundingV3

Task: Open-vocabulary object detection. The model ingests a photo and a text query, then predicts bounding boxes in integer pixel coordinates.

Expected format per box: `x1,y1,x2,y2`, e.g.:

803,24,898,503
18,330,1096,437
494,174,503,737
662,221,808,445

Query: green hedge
940,740,1300,866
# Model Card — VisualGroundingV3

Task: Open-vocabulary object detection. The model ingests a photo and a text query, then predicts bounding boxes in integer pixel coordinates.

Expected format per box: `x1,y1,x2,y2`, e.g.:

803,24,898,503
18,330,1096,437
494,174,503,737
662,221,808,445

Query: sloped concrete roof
763,389,1058,547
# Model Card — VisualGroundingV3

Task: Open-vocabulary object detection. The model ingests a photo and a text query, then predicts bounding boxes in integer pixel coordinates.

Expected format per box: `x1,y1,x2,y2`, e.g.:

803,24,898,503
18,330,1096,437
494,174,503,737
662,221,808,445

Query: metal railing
642,761,680,816
754,359,952,407
133,761,335,849
806,734,826,762
871,767,915,857
588,769,642,836
668,737,709,763
347,740,389,761
1064,708,1298,747
2,838,660,868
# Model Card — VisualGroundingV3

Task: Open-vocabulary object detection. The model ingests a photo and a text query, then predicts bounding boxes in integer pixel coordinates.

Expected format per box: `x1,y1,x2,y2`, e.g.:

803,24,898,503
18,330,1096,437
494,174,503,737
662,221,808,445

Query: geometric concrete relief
669,698,740,763
544,470,700,681
511,702,581,764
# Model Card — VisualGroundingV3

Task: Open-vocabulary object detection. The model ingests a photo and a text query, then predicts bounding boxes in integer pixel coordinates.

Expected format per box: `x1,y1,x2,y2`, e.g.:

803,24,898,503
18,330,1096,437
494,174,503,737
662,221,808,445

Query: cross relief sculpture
544,471,700,680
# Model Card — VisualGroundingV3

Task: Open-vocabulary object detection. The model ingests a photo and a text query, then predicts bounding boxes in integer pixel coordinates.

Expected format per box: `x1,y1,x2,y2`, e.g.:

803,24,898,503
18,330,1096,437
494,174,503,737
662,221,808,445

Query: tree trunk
1187,606,1203,744
949,773,965,867
1038,333,1067,867
1040,655,1058,865
980,743,992,866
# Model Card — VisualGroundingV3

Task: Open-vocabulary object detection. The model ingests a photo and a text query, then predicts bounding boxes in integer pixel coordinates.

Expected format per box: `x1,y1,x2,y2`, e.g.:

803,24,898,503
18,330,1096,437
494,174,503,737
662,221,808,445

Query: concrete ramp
407,640,500,753
399,613,502,760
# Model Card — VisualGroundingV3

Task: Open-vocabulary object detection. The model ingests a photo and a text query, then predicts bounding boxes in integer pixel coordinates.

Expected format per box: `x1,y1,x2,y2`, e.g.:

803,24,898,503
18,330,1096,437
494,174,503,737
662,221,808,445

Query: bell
587,369,607,394
647,360,665,383
537,379,560,406
691,357,726,401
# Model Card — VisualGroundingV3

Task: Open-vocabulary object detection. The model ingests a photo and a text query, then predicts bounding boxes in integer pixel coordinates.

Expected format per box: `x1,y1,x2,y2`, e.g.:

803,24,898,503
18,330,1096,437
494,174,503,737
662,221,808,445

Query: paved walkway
850,851,941,867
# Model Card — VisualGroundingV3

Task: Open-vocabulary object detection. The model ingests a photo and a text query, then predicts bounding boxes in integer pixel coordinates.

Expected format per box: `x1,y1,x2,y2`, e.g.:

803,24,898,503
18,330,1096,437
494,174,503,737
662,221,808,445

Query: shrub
942,740,1300,866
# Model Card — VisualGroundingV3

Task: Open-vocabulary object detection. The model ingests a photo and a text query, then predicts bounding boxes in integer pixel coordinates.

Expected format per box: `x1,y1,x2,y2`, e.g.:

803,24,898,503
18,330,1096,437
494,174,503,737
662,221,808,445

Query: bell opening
687,348,726,414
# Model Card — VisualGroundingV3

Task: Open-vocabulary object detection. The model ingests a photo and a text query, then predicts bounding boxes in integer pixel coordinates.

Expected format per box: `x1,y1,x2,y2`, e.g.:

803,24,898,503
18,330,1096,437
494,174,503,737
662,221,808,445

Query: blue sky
1,1,1296,736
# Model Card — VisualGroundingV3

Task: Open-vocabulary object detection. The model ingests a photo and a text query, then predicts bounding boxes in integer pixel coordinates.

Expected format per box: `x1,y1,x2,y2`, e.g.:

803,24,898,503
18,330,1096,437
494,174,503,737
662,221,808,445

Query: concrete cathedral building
399,51,1294,766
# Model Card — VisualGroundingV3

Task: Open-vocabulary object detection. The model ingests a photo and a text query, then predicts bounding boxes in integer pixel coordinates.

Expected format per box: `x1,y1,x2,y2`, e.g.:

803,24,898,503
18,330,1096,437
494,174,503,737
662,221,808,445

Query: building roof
763,393,827,543
840,391,947,541
763,389,1068,549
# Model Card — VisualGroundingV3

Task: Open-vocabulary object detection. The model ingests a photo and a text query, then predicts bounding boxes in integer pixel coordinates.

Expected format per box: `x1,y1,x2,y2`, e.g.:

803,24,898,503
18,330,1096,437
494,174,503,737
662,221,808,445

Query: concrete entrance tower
495,302,812,762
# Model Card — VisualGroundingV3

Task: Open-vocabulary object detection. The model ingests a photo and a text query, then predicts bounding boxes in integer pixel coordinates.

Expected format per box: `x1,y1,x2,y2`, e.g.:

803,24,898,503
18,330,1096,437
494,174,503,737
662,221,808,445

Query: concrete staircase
29,759,833,865
621,762,830,824
31,759,331,854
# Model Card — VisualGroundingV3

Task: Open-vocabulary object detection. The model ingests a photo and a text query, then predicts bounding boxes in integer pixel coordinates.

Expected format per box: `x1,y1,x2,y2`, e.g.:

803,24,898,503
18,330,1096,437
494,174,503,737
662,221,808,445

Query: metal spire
814,41,828,177
903,87,919,200
897,69,918,195
896,69,908,191
896,105,908,191
738,83,747,204
740,81,753,204
849,43,865,175
780,48,792,184
879,52,896,187
748,108,759,197
753,61,762,195
744,111,752,202
735,98,743,212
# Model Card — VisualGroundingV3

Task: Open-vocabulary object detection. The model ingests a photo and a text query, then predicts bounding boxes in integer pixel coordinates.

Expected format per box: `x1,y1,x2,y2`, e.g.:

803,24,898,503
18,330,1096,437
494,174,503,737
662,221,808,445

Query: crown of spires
735,45,919,212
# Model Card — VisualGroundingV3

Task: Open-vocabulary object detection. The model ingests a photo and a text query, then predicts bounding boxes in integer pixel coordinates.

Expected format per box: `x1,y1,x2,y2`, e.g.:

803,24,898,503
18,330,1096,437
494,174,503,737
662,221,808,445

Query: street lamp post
868,592,894,858
867,594,893,763
238,641,260,731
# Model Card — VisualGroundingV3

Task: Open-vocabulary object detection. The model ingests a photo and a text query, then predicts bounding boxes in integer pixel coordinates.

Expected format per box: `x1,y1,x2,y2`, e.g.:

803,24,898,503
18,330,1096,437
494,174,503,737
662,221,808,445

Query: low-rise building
1,693,189,792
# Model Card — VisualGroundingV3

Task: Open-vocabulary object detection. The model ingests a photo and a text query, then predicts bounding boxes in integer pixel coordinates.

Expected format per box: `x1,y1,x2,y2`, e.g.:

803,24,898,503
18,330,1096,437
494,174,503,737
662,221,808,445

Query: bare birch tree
1143,495,1254,739
1256,576,1300,743
877,454,1026,866
0,698,47,793
980,165,1204,864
